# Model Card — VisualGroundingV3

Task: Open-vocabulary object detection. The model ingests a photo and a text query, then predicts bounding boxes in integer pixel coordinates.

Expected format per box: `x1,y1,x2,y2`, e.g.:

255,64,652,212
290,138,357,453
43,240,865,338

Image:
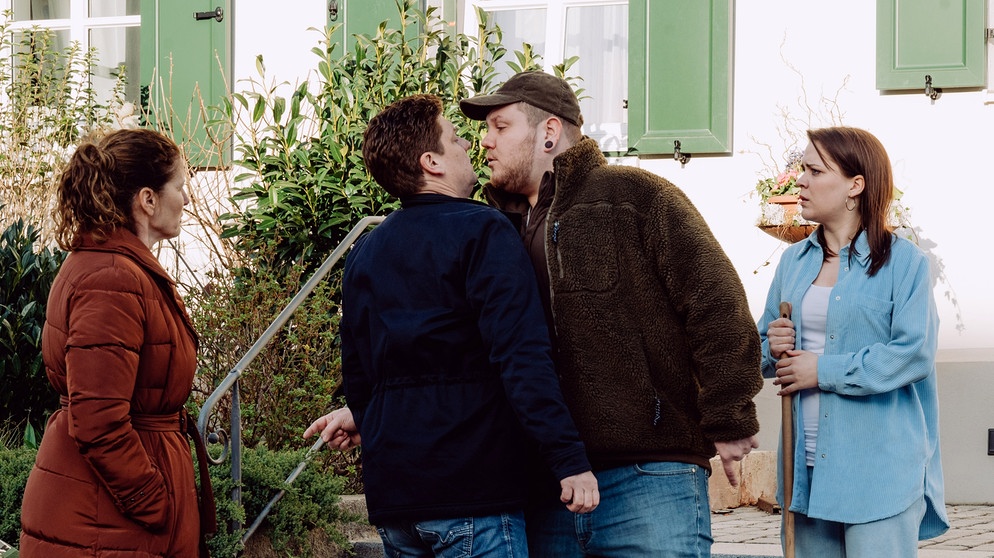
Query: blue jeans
790,496,926,557
526,461,713,557
376,512,529,557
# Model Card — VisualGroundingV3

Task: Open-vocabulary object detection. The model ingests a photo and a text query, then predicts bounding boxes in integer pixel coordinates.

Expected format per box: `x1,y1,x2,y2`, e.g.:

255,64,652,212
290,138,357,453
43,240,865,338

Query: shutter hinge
987,28,994,40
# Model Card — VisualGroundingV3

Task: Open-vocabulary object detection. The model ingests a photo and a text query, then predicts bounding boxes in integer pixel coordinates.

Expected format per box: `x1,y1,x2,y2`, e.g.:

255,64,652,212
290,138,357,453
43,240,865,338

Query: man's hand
715,436,760,488
303,407,362,450
559,471,599,514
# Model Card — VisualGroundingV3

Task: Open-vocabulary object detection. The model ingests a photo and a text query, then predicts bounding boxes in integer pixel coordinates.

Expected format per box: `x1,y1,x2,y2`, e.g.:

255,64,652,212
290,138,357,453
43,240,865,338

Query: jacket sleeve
341,237,373,430
64,264,169,531
467,214,592,481
651,183,763,443
818,247,938,396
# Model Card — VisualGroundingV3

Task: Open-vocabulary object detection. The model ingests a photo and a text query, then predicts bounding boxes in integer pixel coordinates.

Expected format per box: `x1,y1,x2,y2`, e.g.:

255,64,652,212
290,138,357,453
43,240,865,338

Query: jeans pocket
633,461,698,477
416,517,474,557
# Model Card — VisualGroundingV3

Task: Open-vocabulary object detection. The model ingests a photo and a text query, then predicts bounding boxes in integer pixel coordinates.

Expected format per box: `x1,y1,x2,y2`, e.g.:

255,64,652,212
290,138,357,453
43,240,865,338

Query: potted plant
754,150,817,243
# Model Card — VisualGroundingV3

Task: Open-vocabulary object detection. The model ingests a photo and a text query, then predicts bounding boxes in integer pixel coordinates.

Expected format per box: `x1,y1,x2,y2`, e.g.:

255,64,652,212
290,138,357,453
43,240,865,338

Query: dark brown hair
362,94,444,198
807,126,894,276
54,128,183,250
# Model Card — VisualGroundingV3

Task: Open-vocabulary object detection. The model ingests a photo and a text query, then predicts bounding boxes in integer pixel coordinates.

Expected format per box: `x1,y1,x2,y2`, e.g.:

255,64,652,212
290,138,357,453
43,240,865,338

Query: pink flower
776,168,798,187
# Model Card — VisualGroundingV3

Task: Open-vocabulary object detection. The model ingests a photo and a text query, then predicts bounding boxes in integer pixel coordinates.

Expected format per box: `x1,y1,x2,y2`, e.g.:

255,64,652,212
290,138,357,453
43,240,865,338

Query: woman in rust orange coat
19,128,214,557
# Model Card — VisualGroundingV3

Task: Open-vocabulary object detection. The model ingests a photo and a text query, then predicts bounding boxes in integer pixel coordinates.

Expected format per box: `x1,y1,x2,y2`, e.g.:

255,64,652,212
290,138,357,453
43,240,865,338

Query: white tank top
799,284,831,467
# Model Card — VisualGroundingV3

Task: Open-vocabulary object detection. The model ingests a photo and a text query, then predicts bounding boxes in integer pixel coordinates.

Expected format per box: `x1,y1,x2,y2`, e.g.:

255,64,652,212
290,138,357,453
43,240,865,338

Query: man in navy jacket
305,94,597,556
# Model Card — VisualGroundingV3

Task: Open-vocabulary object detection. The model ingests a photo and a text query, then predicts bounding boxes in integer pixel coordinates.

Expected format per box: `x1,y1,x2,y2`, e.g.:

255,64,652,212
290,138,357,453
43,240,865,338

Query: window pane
12,0,71,20
12,28,70,58
565,4,628,152
89,0,140,17
488,8,547,82
89,26,141,103
426,0,458,39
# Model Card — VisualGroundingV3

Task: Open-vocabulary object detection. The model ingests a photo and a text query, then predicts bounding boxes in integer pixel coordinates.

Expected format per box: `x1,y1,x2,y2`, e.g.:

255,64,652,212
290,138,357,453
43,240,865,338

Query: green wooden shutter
627,0,733,156
876,0,987,90
140,0,230,168
327,0,403,50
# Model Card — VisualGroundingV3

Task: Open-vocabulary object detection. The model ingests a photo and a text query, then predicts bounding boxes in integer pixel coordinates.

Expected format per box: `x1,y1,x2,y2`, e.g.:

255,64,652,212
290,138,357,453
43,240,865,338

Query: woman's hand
766,317,796,360
773,350,819,395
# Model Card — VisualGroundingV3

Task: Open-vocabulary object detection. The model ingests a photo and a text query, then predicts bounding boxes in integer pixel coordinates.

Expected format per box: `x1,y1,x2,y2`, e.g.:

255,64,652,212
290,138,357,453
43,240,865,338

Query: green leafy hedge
0,446,349,558
218,0,509,276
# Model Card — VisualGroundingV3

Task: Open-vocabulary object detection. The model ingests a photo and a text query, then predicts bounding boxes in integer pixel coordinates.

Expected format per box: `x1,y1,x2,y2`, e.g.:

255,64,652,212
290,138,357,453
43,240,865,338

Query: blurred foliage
0,217,66,438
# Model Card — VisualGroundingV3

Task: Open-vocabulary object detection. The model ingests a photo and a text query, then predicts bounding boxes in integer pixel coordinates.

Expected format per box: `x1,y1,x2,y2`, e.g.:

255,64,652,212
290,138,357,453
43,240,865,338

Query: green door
327,0,404,52
876,0,987,90
141,0,230,168
628,0,733,156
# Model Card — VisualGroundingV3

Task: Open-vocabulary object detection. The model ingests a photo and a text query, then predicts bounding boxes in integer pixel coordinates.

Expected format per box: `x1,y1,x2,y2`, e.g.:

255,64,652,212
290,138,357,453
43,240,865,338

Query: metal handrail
197,215,384,544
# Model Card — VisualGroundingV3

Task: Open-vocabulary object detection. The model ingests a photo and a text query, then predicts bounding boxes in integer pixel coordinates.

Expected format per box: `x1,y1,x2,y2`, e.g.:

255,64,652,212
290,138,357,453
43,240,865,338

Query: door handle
194,7,223,22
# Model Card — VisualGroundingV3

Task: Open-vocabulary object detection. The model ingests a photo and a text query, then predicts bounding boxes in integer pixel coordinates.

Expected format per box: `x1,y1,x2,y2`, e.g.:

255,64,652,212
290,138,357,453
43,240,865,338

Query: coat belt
58,396,218,539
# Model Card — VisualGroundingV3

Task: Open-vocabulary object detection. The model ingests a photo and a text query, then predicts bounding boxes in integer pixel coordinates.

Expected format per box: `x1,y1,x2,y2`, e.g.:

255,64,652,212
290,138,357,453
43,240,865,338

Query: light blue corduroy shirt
758,230,949,540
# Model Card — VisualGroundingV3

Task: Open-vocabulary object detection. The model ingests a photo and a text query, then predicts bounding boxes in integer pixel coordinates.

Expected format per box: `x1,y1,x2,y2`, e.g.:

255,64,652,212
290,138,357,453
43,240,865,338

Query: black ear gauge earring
545,140,554,149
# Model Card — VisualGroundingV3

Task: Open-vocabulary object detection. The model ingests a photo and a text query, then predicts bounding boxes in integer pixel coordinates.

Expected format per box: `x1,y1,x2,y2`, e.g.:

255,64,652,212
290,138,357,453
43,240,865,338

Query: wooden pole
780,301,795,558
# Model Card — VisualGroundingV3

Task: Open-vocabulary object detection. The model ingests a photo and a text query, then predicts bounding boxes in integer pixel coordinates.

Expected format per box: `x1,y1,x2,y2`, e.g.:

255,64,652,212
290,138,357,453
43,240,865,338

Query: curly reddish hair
54,128,183,250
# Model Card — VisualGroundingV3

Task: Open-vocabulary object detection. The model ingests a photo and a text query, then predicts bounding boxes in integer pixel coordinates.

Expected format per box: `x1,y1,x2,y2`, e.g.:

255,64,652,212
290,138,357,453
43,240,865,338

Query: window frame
3,0,141,102
462,0,630,153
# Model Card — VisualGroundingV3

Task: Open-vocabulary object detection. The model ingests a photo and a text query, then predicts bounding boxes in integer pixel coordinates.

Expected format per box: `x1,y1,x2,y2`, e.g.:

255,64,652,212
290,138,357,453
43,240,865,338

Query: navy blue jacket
342,194,590,524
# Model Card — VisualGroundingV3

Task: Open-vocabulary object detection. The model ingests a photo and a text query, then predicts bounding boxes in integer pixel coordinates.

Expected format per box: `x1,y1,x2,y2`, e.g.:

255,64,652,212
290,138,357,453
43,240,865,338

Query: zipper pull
552,221,560,244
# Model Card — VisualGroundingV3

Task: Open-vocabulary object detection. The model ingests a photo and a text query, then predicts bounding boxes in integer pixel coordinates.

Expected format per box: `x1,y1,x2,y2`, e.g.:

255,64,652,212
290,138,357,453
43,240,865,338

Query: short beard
490,131,536,197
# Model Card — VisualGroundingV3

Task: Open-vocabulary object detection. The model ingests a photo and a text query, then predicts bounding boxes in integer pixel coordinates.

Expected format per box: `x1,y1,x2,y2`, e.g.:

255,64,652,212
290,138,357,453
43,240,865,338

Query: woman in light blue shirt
758,127,948,557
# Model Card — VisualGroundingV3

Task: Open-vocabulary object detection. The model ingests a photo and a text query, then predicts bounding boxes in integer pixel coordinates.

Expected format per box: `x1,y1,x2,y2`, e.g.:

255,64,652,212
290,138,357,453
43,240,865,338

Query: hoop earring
846,197,857,212
545,140,554,149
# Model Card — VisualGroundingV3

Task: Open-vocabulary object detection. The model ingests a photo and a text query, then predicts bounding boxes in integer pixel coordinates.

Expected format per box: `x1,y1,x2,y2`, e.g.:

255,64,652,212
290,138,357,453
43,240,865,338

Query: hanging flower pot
753,152,816,243
766,194,801,223
757,194,817,243
758,222,817,243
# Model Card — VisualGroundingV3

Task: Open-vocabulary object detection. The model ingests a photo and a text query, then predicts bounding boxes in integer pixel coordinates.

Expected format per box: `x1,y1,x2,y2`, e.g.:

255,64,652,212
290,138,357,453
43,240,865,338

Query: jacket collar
482,183,528,212
553,137,606,189
400,193,490,209
77,228,199,345
77,228,176,287
797,228,872,267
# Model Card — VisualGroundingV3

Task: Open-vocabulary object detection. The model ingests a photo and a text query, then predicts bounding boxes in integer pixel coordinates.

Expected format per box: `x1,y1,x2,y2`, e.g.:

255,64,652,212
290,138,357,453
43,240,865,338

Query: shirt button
821,454,827,459
835,296,841,301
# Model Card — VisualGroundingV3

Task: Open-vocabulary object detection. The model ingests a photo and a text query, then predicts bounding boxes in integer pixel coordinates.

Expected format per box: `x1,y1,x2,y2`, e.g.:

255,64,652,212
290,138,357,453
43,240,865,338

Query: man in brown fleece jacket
460,71,764,558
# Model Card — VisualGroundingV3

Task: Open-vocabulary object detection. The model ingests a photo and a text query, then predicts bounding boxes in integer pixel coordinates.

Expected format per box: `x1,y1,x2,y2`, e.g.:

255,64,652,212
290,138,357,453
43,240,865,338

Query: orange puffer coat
20,228,207,557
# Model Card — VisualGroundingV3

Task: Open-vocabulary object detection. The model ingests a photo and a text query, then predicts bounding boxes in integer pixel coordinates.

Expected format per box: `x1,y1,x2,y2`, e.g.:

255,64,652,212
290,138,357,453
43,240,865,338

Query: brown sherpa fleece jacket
540,138,763,470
